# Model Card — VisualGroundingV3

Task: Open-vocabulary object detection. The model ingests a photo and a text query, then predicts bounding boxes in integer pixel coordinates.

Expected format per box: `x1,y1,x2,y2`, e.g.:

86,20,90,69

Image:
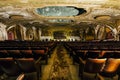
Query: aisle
49,45,72,80
41,44,79,80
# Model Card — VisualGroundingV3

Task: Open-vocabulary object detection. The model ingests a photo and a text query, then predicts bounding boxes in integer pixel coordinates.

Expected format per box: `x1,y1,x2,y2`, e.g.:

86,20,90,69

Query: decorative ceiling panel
36,6,86,17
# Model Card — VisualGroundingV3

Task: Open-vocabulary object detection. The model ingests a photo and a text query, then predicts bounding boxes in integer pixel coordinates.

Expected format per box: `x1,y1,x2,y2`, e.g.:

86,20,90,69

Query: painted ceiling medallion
36,6,86,17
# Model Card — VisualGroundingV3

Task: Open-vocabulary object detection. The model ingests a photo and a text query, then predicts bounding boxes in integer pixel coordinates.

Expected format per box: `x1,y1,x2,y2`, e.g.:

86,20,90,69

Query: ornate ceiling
0,0,120,29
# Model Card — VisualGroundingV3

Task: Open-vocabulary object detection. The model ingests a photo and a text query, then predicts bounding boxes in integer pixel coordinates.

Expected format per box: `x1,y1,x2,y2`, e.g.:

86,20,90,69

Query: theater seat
0,58,24,80
32,48,48,64
79,58,106,80
15,58,41,80
99,58,120,80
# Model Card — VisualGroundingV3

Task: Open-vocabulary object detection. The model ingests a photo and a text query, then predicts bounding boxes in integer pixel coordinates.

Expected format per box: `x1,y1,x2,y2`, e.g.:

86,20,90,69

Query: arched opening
97,25,115,41
7,31,15,40
85,27,95,41
105,27,114,40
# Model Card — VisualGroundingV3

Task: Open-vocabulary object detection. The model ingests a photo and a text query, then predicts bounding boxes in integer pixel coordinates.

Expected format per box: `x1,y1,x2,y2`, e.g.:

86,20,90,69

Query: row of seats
65,41,120,50
0,41,55,47
0,41,57,80
64,42,120,64
0,48,49,64
79,58,120,80
73,50,120,60
0,42,57,63
64,42,120,80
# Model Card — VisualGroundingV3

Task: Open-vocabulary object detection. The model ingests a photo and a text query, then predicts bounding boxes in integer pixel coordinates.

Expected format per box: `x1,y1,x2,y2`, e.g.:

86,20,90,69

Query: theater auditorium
0,0,120,80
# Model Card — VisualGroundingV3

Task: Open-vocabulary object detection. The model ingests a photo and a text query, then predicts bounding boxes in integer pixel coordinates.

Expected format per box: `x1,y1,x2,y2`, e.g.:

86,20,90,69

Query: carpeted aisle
48,45,72,80
41,44,79,80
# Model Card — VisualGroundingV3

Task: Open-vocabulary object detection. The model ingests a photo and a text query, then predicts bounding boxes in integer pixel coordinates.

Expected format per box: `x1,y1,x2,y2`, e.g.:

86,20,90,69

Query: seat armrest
16,74,25,80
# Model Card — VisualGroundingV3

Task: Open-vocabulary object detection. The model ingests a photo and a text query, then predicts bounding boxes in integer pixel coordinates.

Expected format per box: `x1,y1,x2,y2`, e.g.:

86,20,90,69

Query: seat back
84,58,106,73
0,58,21,76
0,50,8,58
20,50,33,58
7,50,22,58
102,51,114,58
100,58,120,77
85,51,100,58
16,58,36,73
